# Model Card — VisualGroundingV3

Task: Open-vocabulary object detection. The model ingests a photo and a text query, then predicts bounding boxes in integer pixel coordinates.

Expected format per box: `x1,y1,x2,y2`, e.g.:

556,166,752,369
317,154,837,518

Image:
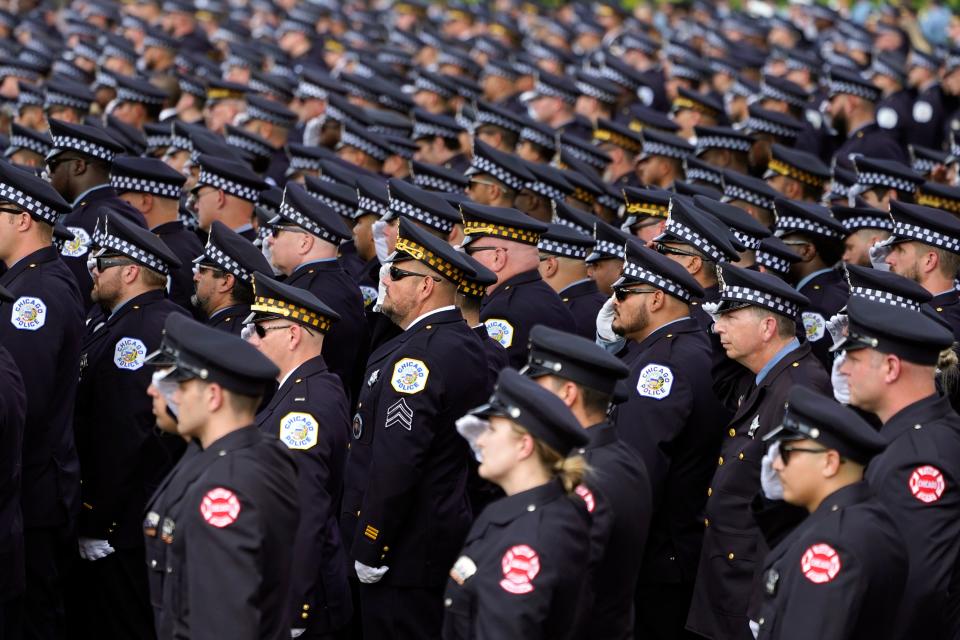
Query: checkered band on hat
390,195,453,233
296,80,328,100
598,65,631,89
724,183,774,210
912,157,936,175
483,62,514,79
554,216,591,236
721,284,799,317
146,133,172,150
916,191,960,214
414,173,466,194
277,200,342,245
92,221,169,274
111,174,182,199
775,214,841,239
538,235,588,259
357,194,389,219
413,121,460,140
856,170,918,194
535,79,576,104
246,78,274,96
198,168,261,202
894,220,960,254
395,236,463,283
910,52,939,72
523,180,563,201
576,80,617,104
947,53,960,73
730,80,754,99
170,133,190,152
0,181,58,225
252,295,332,332
101,45,136,63
463,219,540,245
8,133,50,156
340,129,388,162
743,116,799,140
587,238,625,261
826,180,849,200
755,249,790,275
563,144,607,170
476,109,521,133
839,214,894,232
520,126,554,149
308,189,354,219
828,78,875,100
289,154,323,171
18,90,43,108
760,82,806,109
684,162,723,186
95,71,117,88
179,77,205,97
45,91,91,110
696,135,752,154
622,260,692,301
458,274,488,298
672,63,702,82
664,218,724,261
872,58,901,80
767,158,825,187
143,34,174,50
642,139,688,160
415,75,454,99
117,85,165,106
733,230,761,250
51,134,115,161
247,103,291,127
202,236,252,282
598,192,619,211
0,66,38,81
709,59,737,76
226,132,272,159
471,154,525,190
850,286,921,311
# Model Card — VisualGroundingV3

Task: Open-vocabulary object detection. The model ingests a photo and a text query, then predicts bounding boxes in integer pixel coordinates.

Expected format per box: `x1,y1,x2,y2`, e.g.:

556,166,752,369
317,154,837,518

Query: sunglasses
95,255,133,272
653,241,703,259
464,245,505,256
778,444,829,465
389,265,441,282
269,222,306,236
613,286,658,302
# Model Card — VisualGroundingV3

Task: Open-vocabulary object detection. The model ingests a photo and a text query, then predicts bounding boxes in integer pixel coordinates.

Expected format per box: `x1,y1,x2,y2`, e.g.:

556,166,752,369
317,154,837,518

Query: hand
78,537,115,561
373,264,389,313
868,237,893,271
825,313,848,348
832,352,850,405
702,301,721,325
372,220,391,264
355,561,389,584
760,442,784,501
290,630,306,638
455,415,488,462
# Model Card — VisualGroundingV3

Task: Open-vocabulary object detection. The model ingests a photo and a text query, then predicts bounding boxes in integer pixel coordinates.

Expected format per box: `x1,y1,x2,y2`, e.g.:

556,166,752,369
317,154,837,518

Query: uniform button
444,598,453,607
813,285,821,290
937,307,944,312
666,334,672,338
562,298,569,303
301,613,309,620
718,456,724,465
738,452,744,460
526,504,536,512
728,428,735,437
759,618,764,626
166,568,172,574
914,424,922,430
426,325,432,330
295,378,302,383
728,552,735,560
303,604,310,610
704,518,709,527
218,450,226,456
707,488,712,497
383,546,389,552
791,362,799,368
150,560,157,568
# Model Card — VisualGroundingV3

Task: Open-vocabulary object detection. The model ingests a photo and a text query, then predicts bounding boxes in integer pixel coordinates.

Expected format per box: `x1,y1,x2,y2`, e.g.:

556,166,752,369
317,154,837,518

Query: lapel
255,357,328,425
466,479,566,543
0,246,59,285
731,341,812,428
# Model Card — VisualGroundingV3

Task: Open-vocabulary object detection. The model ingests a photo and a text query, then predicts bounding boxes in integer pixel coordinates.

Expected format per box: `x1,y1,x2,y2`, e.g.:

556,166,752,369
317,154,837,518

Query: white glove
257,236,284,276
749,619,760,639
372,219,391,264
832,352,850,405
825,313,848,348
78,537,115,561
301,114,326,147
760,441,784,500
151,369,180,418
455,415,488,462
291,630,305,638
595,295,625,353
372,263,390,313
868,237,894,271
355,560,389,584
702,301,721,324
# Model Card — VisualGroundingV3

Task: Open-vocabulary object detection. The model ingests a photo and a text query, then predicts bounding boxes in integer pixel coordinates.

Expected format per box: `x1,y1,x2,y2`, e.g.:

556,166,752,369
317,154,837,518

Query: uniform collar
108,288,167,322
476,478,566,526
880,393,953,443
636,316,697,350
1,245,59,280
559,278,595,296
278,355,329,391
405,305,458,332
70,184,114,208
756,338,801,385
795,267,834,292
581,421,618,452
198,423,262,452
150,219,185,234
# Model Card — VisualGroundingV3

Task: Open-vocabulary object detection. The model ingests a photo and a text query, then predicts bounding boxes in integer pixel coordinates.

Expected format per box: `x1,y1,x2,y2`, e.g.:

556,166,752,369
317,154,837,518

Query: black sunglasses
95,255,133,272
653,241,703,259
389,265,441,282
778,444,829,465
613,286,658,302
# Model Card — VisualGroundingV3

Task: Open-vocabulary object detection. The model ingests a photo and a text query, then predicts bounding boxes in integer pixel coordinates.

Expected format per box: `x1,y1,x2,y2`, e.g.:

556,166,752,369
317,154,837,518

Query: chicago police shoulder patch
637,363,673,399
391,357,429,394
279,412,319,450
802,312,825,342
60,226,90,258
484,318,514,348
11,296,47,331
114,337,147,370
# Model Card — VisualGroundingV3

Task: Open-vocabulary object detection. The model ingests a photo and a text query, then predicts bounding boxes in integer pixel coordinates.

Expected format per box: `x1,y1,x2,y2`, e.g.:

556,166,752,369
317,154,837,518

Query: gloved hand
151,369,180,418
373,264,390,313
291,629,305,638
355,561,389,584
455,415,488,462
868,237,894,271
595,295,626,354
825,313,848,348
372,220,391,264
301,114,326,147
760,441,784,500
749,619,760,639
832,352,850,404
78,537,115,561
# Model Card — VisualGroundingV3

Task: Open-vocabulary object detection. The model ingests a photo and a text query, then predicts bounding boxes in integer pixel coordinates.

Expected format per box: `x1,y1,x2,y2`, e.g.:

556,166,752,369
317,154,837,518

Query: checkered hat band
247,104,292,127
564,144,607,170
686,165,723,186
894,221,960,254
697,135,752,153
95,71,117,88
290,154,324,170
724,183,773,210
672,65,702,82
74,44,99,59
539,237,588,258
471,154,525,190
203,240,250,282
599,66,631,88
45,92,91,110
102,46,136,63
744,116,798,140
111,175,182,199
850,286,920,311
180,80,205,96
413,122,459,140
625,202,669,218
476,110,522,133
840,215,894,232
731,81,753,98
414,173,465,194
873,60,901,79
395,237,463,283
761,84,805,109
520,127,554,149
278,201,341,245
913,158,936,174
555,217,591,236
463,220,540,245
146,135,172,149
642,140,687,159
910,55,938,71
415,76,453,98
143,35,174,50
483,64,514,79
917,192,960,214
829,79,874,100
357,195,389,219
296,82,328,100
733,230,761,250
721,284,799,317
226,133,272,159
589,238,625,259
198,169,261,202
767,159,824,187
622,261,690,301
309,191,353,219
252,296,332,332
8,134,50,156
0,66,38,81
575,80,617,104
598,194,620,210
665,219,723,261
390,197,453,233
535,80,576,104
170,134,190,152
93,228,168,274
247,79,272,95
827,182,849,199
52,134,115,161
755,250,790,274
117,87,164,106
776,215,841,239
340,130,388,162
857,171,917,194
0,182,58,224
18,91,43,107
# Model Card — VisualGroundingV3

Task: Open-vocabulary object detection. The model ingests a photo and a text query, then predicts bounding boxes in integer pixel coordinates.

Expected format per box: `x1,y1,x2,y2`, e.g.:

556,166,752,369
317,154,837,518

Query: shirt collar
70,184,111,208
795,267,833,292
756,337,800,385
406,305,456,331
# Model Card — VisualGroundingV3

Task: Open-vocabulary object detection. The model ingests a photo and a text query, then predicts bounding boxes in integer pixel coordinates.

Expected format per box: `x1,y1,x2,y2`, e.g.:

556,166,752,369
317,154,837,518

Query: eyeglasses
467,178,500,189
464,245,505,256
389,265,441,282
613,287,659,302
45,156,80,173
778,444,830,465
0,206,24,216
780,240,811,248
269,223,306,236
653,241,703,259
249,323,294,338
94,255,133,272
192,264,226,277
194,187,220,200
538,254,553,262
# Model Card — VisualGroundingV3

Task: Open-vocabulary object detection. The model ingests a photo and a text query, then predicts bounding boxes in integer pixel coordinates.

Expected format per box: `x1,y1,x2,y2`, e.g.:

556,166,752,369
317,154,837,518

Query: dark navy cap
286,143,336,173
466,139,535,191
194,220,271,283
295,66,344,101
593,118,643,155
114,74,167,106
616,238,704,302
655,196,741,262
827,66,881,102
111,156,186,200
247,271,340,333
143,122,173,153
305,175,360,221
674,87,723,118
531,70,579,105
105,117,148,157
355,176,390,220
386,178,461,234
412,108,464,142
225,125,273,162
524,161,573,202
553,200,598,237
149,313,278,396
92,213,181,274
830,205,894,234
722,170,780,211
468,367,588,455
889,200,960,255
4,123,51,159
916,181,960,215
523,324,629,395
755,236,801,276
193,153,266,203
695,195,771,250
763,386,886,465
852,156,924,196
246,95,297,129
674,180,723,200
538,223,594,260
716,263,810,318
205,78,248,103
741,106,803,142
47,119,124,162
759,75,810,110
626,105,681,134
474,99,525,134
623,187,671,223
17,82,44,109
338,122,393,163
910,145,953,177
273,182,351,245
774,198,845,240
411,161,469,194
574,70,620,106
764,144,831,191
695,126,754,156
639,128,694,161
518,119,558,152
318,158,376,188
460,201,548,247
560,133,610,172
826,166,857,202
44,75,94,112
843,263,931,311
587,218,632,263
0,160,69,225
833,296,954,366
391,217,478,286
684,156,724,188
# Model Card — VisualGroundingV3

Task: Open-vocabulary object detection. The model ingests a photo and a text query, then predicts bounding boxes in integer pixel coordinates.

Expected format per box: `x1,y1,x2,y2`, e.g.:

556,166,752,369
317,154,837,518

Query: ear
141,192,154,213
217,273,236,294
216,189,227,208
72,158,87,177
516,432,536,461
822,449,843,478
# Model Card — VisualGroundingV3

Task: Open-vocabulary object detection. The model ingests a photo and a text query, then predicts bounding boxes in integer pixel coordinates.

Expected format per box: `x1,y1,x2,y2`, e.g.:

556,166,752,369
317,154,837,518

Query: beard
832,109,848,138
612,302,649,337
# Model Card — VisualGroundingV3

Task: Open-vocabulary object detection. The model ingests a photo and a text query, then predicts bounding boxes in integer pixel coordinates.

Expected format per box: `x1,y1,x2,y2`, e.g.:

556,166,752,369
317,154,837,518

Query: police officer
836,297,960,637
537,223,605,340
72,213,187,637
830,205,894,268
143,313,298,639
687,265,831,640
340,218,489,639
454,254,508,391
461,202,577,367
192,221,273,335
753,386,907,639
443,368,592,639
245,274,352,639
524,325,653,640
190,153,266,241
585,219,633,297
0,161,83,639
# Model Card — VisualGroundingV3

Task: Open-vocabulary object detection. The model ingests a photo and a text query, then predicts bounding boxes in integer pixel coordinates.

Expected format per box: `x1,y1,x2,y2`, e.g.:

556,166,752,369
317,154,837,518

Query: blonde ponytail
938,345,960,396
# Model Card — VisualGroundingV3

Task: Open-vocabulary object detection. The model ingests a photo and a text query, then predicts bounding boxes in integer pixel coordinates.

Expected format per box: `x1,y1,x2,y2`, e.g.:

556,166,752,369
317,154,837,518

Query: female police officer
443,367,592,639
